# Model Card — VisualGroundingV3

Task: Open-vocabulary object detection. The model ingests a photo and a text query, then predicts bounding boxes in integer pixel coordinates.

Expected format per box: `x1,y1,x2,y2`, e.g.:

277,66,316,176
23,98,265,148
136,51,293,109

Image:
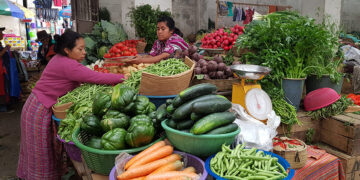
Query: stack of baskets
71,128,164,175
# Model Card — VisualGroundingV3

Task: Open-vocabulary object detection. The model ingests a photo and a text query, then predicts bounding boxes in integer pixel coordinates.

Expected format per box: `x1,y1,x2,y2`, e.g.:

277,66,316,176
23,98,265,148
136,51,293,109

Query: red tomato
217,42,221,46
115,53,122,57
94,65,99,70
223,40,229,45
103,53,111,58
103,69,109,73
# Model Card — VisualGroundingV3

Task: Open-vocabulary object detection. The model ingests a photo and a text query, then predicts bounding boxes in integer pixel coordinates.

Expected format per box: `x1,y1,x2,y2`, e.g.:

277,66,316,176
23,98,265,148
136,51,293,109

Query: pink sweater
32,55,124,108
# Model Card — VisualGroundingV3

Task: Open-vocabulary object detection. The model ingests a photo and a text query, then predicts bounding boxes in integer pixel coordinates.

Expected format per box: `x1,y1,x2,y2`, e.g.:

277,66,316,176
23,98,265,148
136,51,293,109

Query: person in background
0,27,11,112
131,16,189,64
16,30,125,180
37,30,55,65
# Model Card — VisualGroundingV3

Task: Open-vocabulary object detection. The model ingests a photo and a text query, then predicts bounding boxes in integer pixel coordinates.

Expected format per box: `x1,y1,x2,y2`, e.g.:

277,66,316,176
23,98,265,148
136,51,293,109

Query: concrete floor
0,103,22,180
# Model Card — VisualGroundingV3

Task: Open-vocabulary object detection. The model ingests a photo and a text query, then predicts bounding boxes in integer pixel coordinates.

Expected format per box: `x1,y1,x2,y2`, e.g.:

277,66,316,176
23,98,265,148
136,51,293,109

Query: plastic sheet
231,103,281,151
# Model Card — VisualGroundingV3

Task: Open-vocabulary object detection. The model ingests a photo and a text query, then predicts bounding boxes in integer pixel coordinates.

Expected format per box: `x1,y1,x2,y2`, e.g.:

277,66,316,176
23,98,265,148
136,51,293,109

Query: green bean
245,176,268,180
277,162,287,175
223,175,243,180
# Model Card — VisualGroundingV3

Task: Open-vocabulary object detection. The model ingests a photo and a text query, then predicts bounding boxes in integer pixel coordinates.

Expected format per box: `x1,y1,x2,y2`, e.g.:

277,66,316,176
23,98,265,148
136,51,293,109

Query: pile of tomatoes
104,40,142,58
200,24,244,51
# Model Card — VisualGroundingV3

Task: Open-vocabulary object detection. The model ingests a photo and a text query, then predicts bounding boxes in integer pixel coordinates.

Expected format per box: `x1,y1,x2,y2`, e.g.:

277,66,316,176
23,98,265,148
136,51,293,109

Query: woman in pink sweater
16,30,125,180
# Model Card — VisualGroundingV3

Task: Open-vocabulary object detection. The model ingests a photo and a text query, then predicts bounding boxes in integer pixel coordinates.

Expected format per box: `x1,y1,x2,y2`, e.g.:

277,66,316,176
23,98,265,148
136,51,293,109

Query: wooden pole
215,0,219,30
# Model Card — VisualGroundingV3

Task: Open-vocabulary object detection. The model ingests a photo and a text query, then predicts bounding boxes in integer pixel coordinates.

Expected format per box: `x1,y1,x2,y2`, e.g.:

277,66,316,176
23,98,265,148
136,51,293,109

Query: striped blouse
149,34,189,56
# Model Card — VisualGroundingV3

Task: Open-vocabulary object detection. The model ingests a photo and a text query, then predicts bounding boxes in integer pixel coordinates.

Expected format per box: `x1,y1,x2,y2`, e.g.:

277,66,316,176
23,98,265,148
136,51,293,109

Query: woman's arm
131,53,170,64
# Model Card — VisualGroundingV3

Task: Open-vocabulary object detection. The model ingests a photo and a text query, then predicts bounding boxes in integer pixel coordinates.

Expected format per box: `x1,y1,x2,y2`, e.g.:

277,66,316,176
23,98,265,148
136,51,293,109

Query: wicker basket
136,41,147,54
72,128,164,175
273,138,308,169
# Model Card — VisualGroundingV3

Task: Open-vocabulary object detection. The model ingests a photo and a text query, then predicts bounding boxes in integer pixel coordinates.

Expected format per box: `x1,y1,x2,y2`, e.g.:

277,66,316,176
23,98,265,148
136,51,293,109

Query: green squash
101,128,127,150
80,114,103,136
129,115,153,126
111,84,137,112
100,110,130,132
125,121,155,148
85,136,103,149
92,93,111,117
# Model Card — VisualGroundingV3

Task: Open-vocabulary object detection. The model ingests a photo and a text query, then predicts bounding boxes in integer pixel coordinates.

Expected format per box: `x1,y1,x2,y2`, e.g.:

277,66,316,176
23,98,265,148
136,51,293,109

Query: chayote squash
80,114,103,135
132,96,156,115
129,115,153,126
100,110,130,132
92,93,111,117
111,84,137,112
125,121,155,148
101,128,127,150
85,136,103,149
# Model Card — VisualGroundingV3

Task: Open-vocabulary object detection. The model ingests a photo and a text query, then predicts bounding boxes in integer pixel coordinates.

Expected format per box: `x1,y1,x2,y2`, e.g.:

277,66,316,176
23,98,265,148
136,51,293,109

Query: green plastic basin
161,120,240,157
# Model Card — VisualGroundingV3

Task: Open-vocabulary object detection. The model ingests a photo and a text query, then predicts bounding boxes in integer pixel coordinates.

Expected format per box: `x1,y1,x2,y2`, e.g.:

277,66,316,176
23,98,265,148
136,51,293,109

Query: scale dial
245,88,273,120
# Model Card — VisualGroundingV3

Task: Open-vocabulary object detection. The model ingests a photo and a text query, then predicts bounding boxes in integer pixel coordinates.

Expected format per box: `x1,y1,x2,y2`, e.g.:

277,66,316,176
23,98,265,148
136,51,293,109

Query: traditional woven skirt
17,93,62,180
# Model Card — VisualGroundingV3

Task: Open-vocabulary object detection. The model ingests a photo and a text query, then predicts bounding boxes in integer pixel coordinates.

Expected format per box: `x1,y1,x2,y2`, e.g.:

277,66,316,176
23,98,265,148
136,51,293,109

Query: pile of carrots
117,141,200,180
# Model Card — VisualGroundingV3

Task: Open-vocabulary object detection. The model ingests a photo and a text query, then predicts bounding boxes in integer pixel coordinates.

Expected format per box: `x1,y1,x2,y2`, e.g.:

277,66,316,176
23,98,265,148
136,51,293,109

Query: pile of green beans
55,84,112,106
210,144,288,180
124,58,189,90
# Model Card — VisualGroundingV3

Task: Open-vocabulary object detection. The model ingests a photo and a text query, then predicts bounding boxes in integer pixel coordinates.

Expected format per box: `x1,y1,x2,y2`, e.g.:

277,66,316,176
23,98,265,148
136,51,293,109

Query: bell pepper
80,114,103,135
126,121,155,148
100,110,130,132
111,84,137,112
101,128,127,150
92,93,111,117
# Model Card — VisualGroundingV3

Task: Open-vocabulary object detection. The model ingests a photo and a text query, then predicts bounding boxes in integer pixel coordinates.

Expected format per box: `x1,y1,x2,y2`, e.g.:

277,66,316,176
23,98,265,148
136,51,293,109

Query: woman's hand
129,55,144,64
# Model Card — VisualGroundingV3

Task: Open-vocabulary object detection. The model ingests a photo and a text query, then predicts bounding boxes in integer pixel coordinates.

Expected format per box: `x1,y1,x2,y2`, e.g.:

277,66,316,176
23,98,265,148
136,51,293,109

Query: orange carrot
117,154,181,180
125,141,166,170
128,177,145,180
168,177,191,180
128,145,174,169
150,160,183,174
144,171,200,180
182,166,196,173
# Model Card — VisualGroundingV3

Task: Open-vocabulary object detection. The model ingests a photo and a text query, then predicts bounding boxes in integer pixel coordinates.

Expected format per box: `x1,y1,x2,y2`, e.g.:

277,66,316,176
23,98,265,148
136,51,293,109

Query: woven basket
72,128,164,175
273,139,308,169
136,41,147,54
52,102,73,119
56,135,82,162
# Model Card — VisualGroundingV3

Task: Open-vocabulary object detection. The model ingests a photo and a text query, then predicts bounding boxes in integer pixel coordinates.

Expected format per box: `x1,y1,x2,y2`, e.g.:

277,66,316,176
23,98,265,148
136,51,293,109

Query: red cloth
293,146,345,180
53,0,61,7
46,44,56,60
31,54,124,108
243,8,254,25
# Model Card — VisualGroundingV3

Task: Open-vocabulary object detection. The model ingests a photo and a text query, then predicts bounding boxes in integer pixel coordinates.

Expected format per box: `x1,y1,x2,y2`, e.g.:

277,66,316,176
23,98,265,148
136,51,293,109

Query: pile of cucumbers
156,83,239,135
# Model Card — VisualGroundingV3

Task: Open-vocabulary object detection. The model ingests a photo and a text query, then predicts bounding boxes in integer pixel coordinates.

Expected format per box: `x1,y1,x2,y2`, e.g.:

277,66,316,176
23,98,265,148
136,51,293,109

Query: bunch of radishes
200,24,244,51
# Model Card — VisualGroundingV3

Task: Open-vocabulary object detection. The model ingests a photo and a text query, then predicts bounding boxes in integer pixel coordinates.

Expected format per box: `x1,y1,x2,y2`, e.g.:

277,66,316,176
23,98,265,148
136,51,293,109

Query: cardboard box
320,113,360,156
139,56,195,96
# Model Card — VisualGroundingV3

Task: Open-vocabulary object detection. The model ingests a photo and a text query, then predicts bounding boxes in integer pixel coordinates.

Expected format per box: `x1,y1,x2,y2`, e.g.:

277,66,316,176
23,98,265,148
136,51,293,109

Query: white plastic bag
342,45,360,62
231,103,280,151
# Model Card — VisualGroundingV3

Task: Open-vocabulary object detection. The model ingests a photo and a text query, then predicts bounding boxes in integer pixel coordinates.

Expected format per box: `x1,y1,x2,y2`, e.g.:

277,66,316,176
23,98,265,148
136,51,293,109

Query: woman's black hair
157,16,183,37
54,29,83,56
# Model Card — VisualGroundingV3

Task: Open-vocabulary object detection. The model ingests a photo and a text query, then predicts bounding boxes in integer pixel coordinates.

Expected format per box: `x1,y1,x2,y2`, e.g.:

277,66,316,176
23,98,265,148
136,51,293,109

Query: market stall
47,5,360,180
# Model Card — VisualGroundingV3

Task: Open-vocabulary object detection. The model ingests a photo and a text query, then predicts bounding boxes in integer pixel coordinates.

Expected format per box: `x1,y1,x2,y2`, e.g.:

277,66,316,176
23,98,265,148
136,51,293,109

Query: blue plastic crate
143,95,177,108
52,114,61,125
205,149,295,180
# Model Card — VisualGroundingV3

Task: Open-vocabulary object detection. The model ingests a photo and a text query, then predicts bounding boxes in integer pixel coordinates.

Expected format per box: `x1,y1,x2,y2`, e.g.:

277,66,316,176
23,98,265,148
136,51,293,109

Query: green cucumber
176,119,194,130
190,112,203,121
172,96,184,108
190,112,236,134
166,119,177,129
166,99,173,105
192,98,232,114
172,95,227,121
166,104,175,114
206,123,239,134
156,104,167,120
179,83,217,101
